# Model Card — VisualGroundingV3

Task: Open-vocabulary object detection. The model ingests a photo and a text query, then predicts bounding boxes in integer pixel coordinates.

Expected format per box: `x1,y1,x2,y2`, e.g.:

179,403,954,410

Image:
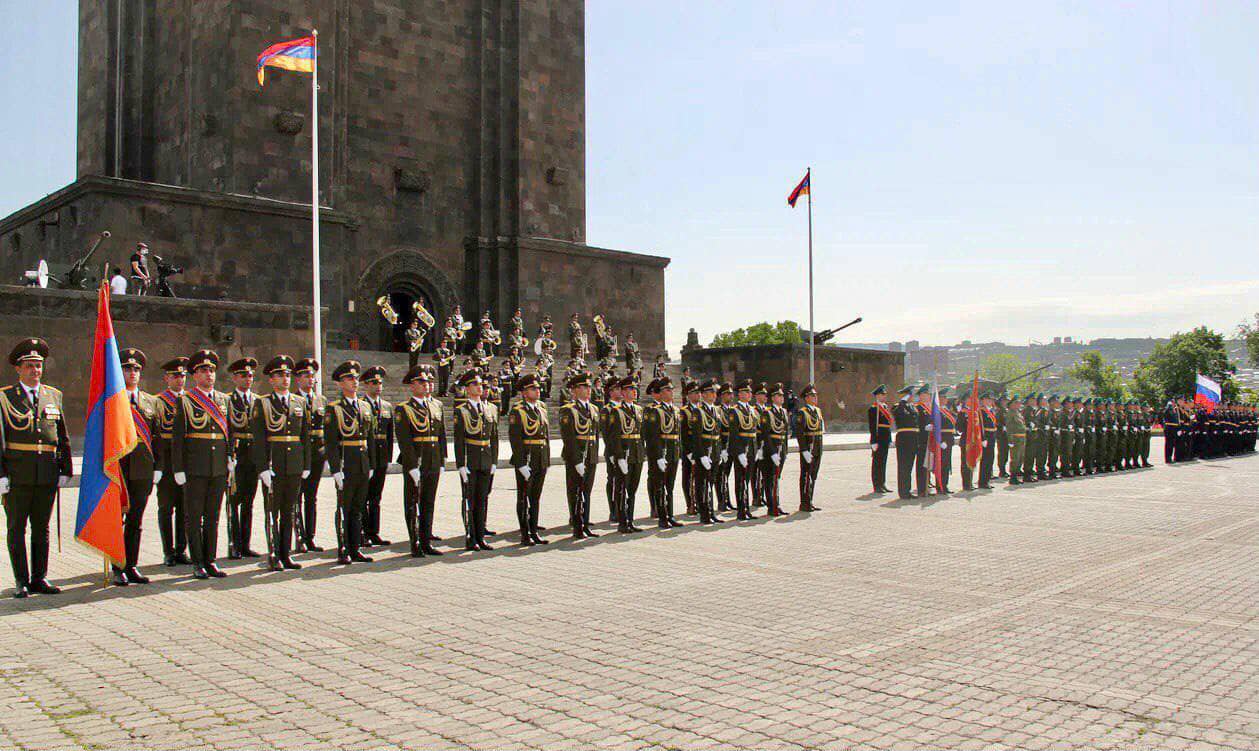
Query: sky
2,2,1256,355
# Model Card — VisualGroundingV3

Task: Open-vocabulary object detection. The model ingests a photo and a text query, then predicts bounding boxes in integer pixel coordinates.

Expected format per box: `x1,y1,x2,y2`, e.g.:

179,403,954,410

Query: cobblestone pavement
1,443,1256,750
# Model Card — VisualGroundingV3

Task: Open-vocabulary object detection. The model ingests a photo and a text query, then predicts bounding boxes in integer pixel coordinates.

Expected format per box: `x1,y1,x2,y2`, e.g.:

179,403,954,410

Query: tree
1066,352,1128,400
1238,313,1259,367
710,320,803,348
979,354,1046,390
1132,326,1237,404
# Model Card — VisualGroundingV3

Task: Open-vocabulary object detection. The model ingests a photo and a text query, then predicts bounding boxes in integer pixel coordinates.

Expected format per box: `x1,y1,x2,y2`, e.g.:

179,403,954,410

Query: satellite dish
36,260,48,289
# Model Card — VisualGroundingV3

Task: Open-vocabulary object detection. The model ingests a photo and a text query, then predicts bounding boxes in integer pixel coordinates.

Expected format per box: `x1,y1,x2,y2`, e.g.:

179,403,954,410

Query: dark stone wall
0,286,325,439
683,344,905,428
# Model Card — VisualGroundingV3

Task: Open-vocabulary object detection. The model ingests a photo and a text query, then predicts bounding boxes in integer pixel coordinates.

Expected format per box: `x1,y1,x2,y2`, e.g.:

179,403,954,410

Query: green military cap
871,384,887,396
228,357,258,376
263,355,294,375
162,356,190,375
9,338,49,365
402,365,433,384
360,365,386,384
188,349,219,372
119,348,146,369
916,384,931,395
897,385,913,395
332,360,361,381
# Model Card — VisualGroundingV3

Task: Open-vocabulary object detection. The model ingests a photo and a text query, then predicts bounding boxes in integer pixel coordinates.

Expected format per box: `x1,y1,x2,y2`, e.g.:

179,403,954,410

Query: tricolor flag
257,36,316,86
787,170,810,208
75,284,138,565
1195,374,1222,412
925,382,945,490
964,371,983,470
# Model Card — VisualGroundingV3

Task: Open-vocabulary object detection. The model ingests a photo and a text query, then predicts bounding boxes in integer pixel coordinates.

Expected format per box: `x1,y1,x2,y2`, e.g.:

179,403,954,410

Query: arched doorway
377,276,439,353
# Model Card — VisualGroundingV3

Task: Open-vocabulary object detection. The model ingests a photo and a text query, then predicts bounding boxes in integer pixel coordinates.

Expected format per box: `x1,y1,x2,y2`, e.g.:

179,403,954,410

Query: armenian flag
75,284,137,565
257,36,316,86
787,170,810,208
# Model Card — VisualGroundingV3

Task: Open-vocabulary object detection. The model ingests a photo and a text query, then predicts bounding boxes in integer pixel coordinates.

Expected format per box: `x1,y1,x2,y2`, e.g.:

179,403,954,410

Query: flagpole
806,167,814,384
310,28,323,394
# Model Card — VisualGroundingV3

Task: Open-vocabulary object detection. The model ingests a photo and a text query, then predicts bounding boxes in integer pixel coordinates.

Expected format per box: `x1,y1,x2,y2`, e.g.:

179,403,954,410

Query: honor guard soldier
956,390,977,491
509,373,550,546
713,383,735,513
326,361,377,565
226,357,261,560
726,380,759,518
913,385,932,496
395,366,446,557
679,381,702,515
360,366,393,548
1161,399,1181,463
892,386,918,499
454,370,499,550
154,357,191,565
605,376,645,533
643,377,683,528
756,383,789,518
1045,394,1062,478
1021,393,1039,482
250,356,311,571
936,388,957,493
559,372,600,538
115,348,159,585
868,385,893,493
294,358,326,552
794,384,825,511
750,383,770,507
1004,394,1026,485
1,339,73,597
995,395,1010,478
978,392,999,488
682,380,722,524
172,349,234,579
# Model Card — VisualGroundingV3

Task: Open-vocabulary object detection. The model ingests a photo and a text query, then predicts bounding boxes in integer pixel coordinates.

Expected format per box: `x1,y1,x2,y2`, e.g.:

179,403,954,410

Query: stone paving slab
1,440,1256,750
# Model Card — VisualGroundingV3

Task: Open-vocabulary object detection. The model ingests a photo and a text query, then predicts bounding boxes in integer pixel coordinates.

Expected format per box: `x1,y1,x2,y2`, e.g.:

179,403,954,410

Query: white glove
323,461,331,474
802,451,813,464
459,466,470,482
333,471,344,490
772,454,781,467
259,470,274,488
152,470,163,485
519,465,532,481
755,447,763,461
738,453,748,468
174,472,187,486
982,441,989,448
870,443,877,451
719,450,729,464
617,459,629,475
0,477,9,495
408,468,421,484
58,475,71,488
228,458,237,473
301,469,310,479
657,458,667,471
488,463,496,476
700,457,712,470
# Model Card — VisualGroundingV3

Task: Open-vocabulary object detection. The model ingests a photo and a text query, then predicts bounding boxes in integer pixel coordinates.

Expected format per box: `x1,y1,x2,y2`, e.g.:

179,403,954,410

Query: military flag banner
965,371,983,470
1195,374,1221,412
925,381,945,489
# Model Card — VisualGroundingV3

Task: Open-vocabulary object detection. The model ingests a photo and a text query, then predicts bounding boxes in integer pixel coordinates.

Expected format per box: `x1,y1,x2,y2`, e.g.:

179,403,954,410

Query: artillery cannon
810,316,863,345
47,231,111,290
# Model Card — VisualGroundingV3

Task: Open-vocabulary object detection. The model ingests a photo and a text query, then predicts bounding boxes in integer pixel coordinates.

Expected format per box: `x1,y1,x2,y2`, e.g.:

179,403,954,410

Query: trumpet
377,295,399,325
413,300,436,328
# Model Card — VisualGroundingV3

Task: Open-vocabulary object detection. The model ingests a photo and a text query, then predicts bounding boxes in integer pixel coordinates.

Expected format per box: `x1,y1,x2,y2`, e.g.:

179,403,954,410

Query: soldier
607,376,646,533
683,380,723,524
643,376,683,528
1059,396,1076,478
653,353,667,381
913,385,932,496
559,372,600,538
956,389,977,491
624,333,642,376
250,356,311,572
978,391,999,488
405,319,424,370
114,348,159,585
568,313,586,360
360,366,393,548
1,339,73,597
601,376,624,522
226,357,261,560
1034,394,1051,480
795,384,825,511
172,349,233,579
434,338,455,397
325,360,376,565
508,373,550,546
1140,402,1154,467
891,386,918,499
497,360,515,414
1004,394,1026,485
454,370,498,550
867,385,893,493
679,380,701,515
154,357,191,566
726,380,759,519
936,388,957,493
1044,394,1062,479
995,395,1009,478
757,383,790,518
713,383,735,513
394,366,446,557
536,351,555,402
294,358,326,552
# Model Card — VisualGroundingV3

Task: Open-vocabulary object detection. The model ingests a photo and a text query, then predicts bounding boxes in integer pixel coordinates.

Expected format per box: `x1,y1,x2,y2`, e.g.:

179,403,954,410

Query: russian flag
75,284,137,565
925,381,944,490
1195,374,1222,412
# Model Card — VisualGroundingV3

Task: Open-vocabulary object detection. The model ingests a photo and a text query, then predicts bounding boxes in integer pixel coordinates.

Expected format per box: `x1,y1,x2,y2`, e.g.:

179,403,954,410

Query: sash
188,389,229,436
158,389,178,409
131,403,153,452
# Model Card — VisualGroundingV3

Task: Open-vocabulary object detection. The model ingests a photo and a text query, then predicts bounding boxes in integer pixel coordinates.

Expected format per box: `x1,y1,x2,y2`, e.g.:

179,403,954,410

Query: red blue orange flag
257,36,316,86
965,372,983,470
75,284,137,564
787,170,810,208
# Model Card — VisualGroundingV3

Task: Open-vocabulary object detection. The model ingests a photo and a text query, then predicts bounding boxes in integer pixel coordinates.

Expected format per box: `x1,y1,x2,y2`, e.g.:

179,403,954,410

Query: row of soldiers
0,337,827,597
869,384,1255,500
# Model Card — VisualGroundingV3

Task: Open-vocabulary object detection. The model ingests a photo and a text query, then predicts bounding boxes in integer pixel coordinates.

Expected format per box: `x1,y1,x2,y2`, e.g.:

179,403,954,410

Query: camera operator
130,243,152,295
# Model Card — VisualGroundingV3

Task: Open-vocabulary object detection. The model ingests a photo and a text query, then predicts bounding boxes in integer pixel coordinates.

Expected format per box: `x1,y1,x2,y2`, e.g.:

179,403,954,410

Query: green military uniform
1021,395,1039,482
360,366,393,548
794,385,825,510
116,348,159,584
1046,396,1062,478
559,372,600,537
295,357,327,552
249,355,312,571
758,384,790,517
171,350,234,578
453,371,499,550
394,366,447,556
154,357,190,564
508,374,550,545
1058,398,1074,477
682,380,723,524
226,357,260,560
643,377,683,528
1004,396,1027,485
1,338,73,597
605,376,645,533
325,360,378,564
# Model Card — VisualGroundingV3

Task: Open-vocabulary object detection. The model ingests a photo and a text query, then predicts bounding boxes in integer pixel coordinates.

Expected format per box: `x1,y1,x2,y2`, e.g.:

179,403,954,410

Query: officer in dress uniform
250,356,311,572
1161,399,1181,463
172,349,234,579
453,370,498,550
1004,394,1026,485
794,383,825,511
750,383,770,507
1,339,73,598
114,348,158,585
913,385,932,496
936,388,957,493
643,376,683,528
294,358,326,552
891,386,918,499
978,391,999,488
325,361,377,565
360,366,393,548
601,376,623,522
226,357,261,560
679,381,702,515
606,376,646,533
713,383,735,513
867,385,893,493
995,395,1009,478
726,380,759,520
682,380,722,524
154,357,191,566
559,372,600,538
509,373,550,546
395,366,446,557
758,383,790,518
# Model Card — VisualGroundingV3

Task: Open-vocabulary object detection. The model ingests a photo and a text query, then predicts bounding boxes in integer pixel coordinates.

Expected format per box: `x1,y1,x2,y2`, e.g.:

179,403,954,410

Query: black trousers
437,366,451,396
750,448,765,506
1164,428,1178,463
363,466,388,540
403,467,441,551
408,348,421,370
228,460,259,555
713,457,732,511
4,483,56,586
299,449,324,544
120,474,154,569
619,461,643,527
515,464,546,537
265,474,302,561
979,440,996,487
871,441,889,490
605,457,619,521
939,442,953,490
647,457,679,522
565,459,597,531
460,469,493,544
799,452,821,507
690,459,717,522
896,435,917,498
155,473,186,557
997,436,1009,476
758,458,782,514
680,457,694,514
183,475,227,568
335,471,369,556
914,439,928,496
733,458,754,515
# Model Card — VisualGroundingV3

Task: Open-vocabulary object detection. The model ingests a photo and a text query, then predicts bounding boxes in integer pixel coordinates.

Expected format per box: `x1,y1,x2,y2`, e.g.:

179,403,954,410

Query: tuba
377,295,400,325
593,314,608,340
413,300,436,328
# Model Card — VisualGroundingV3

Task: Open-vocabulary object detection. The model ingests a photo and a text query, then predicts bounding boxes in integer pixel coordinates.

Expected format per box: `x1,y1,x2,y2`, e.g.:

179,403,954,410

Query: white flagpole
807,167,815,384
310,29,322,393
